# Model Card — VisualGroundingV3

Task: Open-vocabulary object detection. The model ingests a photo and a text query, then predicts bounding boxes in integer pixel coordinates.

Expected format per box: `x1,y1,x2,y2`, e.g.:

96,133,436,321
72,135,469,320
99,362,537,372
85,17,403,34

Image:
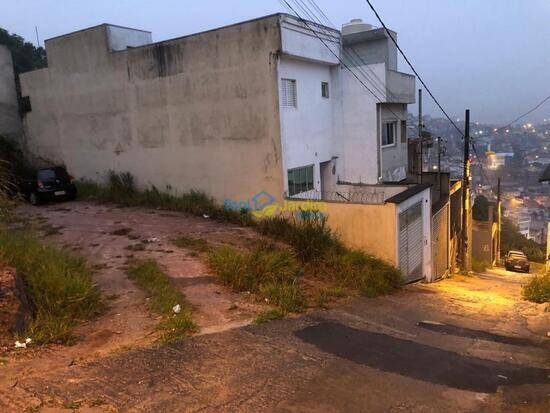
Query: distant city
414,115,549,244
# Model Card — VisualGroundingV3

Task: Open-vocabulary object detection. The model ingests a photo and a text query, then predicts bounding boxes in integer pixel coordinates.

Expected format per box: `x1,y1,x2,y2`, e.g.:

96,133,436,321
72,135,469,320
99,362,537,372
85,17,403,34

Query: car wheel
29,192,40,206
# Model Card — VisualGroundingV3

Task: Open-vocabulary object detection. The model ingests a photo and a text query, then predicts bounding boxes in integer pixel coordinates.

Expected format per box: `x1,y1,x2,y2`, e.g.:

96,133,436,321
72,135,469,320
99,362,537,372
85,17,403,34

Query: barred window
280,78,297,107
288,165,314,196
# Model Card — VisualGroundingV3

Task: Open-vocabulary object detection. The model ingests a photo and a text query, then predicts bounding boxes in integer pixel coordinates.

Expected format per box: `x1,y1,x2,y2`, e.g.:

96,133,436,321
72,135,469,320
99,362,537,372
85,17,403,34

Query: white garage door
399,202,424,283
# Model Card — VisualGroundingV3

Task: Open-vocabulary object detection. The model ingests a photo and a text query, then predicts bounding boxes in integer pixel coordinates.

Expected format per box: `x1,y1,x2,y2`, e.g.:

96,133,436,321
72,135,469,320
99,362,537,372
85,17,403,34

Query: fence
287,189,386,205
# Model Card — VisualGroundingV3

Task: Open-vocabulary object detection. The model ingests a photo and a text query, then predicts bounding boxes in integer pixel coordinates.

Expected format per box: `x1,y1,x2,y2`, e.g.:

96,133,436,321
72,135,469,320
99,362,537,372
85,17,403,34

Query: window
321,82,329,98
382,121,397,147
287,165,314,196
20,96,32,113
281,78,297,107
401,120,407,143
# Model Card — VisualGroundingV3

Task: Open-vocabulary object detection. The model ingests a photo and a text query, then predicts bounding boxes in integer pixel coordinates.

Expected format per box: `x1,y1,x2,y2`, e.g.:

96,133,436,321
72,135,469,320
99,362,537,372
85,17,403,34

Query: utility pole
496,177,502,263
460,109,471,272
418,89,423,183
437,136,442,194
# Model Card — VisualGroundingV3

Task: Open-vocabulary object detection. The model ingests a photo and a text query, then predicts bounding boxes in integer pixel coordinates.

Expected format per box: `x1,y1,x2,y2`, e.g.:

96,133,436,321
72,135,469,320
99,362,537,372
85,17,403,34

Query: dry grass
0,229,104,344
172,236,210,253
259,213,403,297
207,243,305,314
77,171,254,226
126,259,197,342
522,273,550,304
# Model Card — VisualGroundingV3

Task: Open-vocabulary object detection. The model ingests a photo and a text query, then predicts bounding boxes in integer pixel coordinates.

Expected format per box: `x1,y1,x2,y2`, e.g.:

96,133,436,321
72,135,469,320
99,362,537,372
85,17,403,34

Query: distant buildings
485,147,513,170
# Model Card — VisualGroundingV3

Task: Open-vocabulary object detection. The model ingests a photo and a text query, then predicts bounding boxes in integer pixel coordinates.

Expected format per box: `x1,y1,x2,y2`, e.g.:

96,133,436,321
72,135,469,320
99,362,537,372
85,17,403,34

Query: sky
2,0,550,124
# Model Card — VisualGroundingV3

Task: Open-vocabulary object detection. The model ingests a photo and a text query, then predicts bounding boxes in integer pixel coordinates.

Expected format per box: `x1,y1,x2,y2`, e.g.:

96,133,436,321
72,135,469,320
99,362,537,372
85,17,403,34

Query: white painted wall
281,16,340,65
395,188,433,281
278,57,338,194
338,62,383,184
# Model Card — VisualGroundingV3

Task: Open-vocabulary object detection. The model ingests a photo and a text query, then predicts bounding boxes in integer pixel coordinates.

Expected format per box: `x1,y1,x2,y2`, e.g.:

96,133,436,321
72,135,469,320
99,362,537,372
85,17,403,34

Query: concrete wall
20,16,285,204
285,198,398,265
106,25,152,51
0,45,21,140
472,220,497,264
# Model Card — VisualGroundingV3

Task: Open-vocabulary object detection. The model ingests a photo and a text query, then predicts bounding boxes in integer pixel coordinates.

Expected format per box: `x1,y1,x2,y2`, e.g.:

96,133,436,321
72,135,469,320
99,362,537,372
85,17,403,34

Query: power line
279,0,406,121
475,92,550,140
362,0,464,139
289,0,396,105
358,0,498,194
301,0,395,102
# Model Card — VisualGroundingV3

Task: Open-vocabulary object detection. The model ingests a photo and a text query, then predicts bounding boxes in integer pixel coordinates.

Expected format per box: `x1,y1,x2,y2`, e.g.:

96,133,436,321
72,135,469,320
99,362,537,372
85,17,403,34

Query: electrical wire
279,0,406,121
363,0,465,139
290,0,395,104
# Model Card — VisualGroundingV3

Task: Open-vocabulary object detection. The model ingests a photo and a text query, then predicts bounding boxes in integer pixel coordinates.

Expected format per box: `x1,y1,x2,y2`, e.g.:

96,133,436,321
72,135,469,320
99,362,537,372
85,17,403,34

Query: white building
279,17,415,196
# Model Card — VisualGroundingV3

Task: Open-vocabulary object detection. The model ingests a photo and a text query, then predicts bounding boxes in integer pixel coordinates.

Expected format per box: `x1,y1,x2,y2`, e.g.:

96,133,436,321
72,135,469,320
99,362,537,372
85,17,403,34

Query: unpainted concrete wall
0,45,21,140
20,17,284,203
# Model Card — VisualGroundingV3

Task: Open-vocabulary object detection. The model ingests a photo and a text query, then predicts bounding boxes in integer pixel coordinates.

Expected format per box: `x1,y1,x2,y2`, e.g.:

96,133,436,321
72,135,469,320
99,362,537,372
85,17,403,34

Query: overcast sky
3,0,550,124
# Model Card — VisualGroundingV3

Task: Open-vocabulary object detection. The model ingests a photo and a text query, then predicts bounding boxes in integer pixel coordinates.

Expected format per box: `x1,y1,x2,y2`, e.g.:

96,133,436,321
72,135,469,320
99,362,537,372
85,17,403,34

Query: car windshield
38,167,70,181
53,167,70,180
509,253,526,259
37,169,56,181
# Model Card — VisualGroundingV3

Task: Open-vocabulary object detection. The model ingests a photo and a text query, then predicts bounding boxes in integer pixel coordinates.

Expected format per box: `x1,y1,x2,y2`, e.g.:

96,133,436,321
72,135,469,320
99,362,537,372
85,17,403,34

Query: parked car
20,166,77,205
504,250,530,273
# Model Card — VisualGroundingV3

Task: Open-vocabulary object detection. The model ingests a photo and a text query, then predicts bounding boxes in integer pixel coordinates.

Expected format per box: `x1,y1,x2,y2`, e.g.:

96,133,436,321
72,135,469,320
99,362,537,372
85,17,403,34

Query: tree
501,218,545,263
473,195,491,221
0,28,47,74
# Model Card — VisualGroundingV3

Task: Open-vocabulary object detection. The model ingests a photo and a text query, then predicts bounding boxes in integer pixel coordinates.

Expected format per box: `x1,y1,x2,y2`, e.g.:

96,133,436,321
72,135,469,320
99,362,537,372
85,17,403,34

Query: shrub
472,258,491,273
207,244,305,313
260,213,403,297
522,273,550,304
501,218,545,263
172,236,210,253
0,159,18,221
320,249,403,297
253,309,285,324
259,212,340,261
127,259,197,342
76,171,254,226
0,229,103,344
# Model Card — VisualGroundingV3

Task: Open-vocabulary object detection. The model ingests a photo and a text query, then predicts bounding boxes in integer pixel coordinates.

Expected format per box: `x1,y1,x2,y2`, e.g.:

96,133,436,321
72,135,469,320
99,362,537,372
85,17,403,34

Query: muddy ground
0,201,548,412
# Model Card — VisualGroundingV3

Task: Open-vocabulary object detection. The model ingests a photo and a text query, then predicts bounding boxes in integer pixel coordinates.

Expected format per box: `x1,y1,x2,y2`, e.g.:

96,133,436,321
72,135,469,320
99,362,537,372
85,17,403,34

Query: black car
504,250,530,273
21,166,77,205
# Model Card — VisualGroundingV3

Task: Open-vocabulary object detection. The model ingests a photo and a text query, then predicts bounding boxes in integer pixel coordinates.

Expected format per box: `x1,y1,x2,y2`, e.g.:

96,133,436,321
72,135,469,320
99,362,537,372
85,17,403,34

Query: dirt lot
0,202,269,396
0,202,548,412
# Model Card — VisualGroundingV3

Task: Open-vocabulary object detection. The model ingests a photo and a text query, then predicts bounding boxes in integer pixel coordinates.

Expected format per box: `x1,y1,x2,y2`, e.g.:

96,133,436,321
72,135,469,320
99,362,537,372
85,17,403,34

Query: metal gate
431,203,449,281
398,202,424,282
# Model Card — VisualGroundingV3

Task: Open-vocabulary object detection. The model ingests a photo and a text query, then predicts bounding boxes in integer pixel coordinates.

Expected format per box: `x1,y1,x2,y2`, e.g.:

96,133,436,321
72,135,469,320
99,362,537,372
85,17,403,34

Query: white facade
277,15,415,197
